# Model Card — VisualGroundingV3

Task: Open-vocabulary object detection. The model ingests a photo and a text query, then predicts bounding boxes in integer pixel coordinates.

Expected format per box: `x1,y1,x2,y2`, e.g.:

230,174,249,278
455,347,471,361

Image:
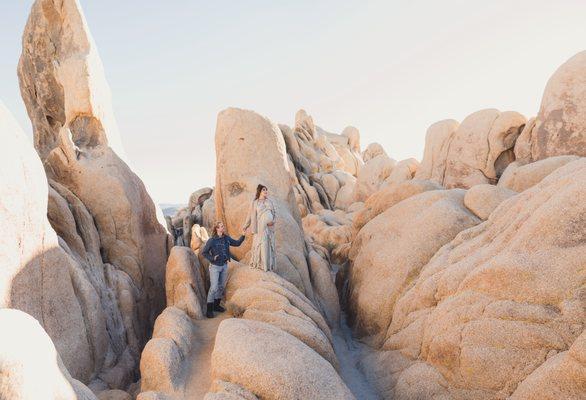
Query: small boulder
139,338,183,394
209,319,354,400
464,184,516,220
498,155,580,192
362,142,387,163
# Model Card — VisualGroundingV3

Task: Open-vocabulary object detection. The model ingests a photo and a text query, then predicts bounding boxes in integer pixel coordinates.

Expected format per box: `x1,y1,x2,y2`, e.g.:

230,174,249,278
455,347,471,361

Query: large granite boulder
214,108,313,295
353,179,443,232
416,110,526,188
140,307,195,395
348,189,480,342
225,264,338,366
415,119,459,183
208,318,355,400
354,154,396,201
0,309,97,400
515,51,586,162
463,184,516,220
165,247,207,320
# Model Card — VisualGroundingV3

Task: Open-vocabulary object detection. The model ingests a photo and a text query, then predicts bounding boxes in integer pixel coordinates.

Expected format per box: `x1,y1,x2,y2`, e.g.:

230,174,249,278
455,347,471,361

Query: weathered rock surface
415,119,460,183
302,210,354,262
0,308,97,400
208,318,355,400
416,110,526,188
204,381,259,400
515,51,586,162
280,111,362,216
366,159,586,399
338,126,364,176
348,189,480,342
362,142,387,163
381,158,419,188
353,179,443,232
510,331,586,400
464,184,516,220
189,187,213,213
306,244,342,326
136,392,173,400
140,307,195,396
165,246,206,320
225,264,338,365
97,389,132,400
354,153,396,201
498,155,580,192
214,108,315,297
17,0,169,384
0,100,99,382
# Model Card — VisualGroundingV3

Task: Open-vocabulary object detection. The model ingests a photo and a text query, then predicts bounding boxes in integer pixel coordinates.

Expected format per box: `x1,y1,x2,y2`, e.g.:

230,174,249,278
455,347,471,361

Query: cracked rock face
16,0,169,385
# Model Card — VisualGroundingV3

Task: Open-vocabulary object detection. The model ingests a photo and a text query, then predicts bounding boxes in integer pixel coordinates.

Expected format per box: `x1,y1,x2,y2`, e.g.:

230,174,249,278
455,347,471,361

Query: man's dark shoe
206,302,214,318
213,298,225,313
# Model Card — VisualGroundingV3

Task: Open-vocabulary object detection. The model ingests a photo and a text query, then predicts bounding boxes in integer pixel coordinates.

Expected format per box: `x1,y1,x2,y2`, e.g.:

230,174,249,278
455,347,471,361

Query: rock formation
515,51,586,162
0,100,100,391
354,153,397,201
214,108,312,292
1,0,170,393
0,309,98,400
210,318,353,400
463,184,516,220
2,2,586,399
498,155,579,192
165,247,207,320
348,189,481,342
358,159,586,399
138,249,207,398
416,109,526,188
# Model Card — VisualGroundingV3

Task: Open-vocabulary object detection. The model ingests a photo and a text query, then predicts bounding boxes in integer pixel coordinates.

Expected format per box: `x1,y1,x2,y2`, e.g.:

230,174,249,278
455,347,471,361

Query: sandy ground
183,313,230,399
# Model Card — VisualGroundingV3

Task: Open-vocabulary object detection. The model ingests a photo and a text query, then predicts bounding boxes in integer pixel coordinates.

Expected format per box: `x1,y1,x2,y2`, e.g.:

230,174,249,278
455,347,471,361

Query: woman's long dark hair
255,184,267,200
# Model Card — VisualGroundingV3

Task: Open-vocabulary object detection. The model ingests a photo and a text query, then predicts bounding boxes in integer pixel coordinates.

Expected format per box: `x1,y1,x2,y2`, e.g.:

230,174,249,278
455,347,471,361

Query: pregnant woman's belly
259,210,274,229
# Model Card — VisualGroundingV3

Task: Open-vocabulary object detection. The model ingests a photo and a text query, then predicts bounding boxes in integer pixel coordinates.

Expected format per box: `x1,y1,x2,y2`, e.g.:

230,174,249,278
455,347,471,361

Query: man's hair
211,221,223,238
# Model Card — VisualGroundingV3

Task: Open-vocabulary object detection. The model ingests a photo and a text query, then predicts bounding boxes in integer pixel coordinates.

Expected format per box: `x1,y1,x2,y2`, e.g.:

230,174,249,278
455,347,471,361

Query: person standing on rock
242,184,277,272
202,221,245,318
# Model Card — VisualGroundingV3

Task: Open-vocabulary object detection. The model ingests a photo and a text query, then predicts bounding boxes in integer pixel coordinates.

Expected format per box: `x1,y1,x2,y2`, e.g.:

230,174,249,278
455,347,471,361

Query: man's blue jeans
207,263,228,303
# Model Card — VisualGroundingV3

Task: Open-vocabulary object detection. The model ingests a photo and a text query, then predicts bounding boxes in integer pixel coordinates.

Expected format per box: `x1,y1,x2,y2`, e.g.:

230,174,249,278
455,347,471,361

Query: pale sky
1,1,585,204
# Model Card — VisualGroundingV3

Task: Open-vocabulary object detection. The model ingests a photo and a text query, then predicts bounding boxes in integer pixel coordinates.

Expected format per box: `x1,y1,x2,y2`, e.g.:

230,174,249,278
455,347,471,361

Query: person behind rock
242,184,277,272
201,221,245,318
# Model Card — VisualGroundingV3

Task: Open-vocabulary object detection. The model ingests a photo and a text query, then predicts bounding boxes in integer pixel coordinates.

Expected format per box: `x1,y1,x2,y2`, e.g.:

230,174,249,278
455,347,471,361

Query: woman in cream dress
242,184,276,272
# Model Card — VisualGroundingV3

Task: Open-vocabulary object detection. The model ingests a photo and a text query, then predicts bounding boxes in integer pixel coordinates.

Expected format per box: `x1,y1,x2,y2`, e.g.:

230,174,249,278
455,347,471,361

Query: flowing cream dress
243,198,276,272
